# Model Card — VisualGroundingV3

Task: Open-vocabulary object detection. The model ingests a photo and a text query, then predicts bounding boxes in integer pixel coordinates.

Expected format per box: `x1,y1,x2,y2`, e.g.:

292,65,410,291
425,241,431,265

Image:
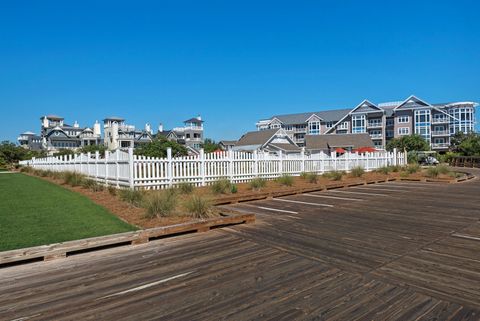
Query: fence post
227,150,234,182
95,151,99,180
115,150,120,187
199,148,206,186
128,148,135,189
253,150,258,177
105,150,109,186
167,148,173,187
278,150,283,175
332,151,337,171
393,148,397,166
345,152,350,172
301,148,305,173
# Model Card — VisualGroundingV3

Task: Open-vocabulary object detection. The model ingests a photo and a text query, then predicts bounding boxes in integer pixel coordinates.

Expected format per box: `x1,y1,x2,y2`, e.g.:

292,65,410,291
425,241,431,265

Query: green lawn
0,173,137,252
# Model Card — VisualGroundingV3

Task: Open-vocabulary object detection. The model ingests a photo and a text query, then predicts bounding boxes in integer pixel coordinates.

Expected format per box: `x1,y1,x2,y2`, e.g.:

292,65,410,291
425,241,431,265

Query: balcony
367,122,383,128
431,143,449,149
431,130,449,136
370,134,383,139
185,137,203,142
293,127,307,133
432,117,449,124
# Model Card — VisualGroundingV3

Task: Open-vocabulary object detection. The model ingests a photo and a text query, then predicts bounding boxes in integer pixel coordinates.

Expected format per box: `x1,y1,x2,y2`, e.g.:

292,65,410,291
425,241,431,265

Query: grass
0,173,136,252
323,171,344,181
184,195,213,219
376,166,391,175
176,182,194,194
143,189,178,218
63,171,85,187
305,172,318,183
118,189,145,207
211,178,232,194
406,164,420,174
249,177,267,191
276,174,294,186
350,166,365,178
425,166,440,178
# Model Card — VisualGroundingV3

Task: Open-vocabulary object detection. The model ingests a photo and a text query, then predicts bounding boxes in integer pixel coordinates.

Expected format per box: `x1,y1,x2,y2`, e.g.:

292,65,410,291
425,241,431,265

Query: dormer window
308,121,320,135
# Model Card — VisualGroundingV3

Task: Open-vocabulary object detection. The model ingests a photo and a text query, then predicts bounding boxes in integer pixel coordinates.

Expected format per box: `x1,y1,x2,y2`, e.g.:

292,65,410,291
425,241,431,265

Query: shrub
306,172,318,183
276,174,294,187
391,165,402,172
230,184,238,194
350,166,365,178
82,179,104,192
107,185,117,196
400,171,409,178
184,195,213,219
143,189,178,218
50,171,64,180
426,166,440,178
437,164,450,175
176,182,194,194
211,178,232,194
249,177,267,191
119,188,144,207
300,172,309,179
19,166,32,173
376,166,391,175
63,171,85,186
406,164,420,174
324,170,344,181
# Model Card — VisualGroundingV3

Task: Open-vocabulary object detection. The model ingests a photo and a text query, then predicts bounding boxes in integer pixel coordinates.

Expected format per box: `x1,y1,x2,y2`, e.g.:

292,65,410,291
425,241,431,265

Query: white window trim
397,116,409,124
397,127,410,135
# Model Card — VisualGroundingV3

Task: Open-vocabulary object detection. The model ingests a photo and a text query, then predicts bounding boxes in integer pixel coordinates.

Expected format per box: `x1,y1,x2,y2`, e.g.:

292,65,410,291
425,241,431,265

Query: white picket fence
19,148,406,189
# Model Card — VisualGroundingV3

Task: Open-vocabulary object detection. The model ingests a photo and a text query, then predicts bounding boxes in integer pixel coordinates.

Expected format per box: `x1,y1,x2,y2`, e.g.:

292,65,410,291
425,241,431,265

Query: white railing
19,148,406,189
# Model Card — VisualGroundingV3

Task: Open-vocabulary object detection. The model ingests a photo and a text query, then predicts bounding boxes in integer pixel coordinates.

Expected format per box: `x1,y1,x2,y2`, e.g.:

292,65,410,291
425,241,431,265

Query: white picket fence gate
19,148,406,189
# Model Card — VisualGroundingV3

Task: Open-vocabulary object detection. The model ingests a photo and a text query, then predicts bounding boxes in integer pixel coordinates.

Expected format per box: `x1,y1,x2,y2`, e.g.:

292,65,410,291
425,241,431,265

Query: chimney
93,120,101,136
158,123,164,133
73,121,80,128
42,116,49,128
145,123,151,134
196,115,202,121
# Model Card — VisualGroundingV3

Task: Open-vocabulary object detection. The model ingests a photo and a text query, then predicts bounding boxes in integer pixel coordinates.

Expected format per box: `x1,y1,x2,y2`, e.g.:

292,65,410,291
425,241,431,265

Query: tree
79,144,107,154
451,132,480,156
134,136,188,158
202,138,221,153
386,134,430,152
0,141,28,164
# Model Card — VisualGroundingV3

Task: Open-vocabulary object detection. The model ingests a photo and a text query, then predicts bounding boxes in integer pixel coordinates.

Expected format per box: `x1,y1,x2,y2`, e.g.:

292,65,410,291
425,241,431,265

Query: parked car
419,155,439,166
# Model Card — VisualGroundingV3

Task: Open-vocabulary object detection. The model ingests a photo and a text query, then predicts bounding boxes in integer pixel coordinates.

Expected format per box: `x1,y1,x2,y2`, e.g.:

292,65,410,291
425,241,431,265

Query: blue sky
1,0,479,142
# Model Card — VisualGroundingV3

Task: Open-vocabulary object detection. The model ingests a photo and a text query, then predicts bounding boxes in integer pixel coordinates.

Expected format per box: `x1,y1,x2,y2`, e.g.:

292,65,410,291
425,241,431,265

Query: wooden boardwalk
1,169,480,320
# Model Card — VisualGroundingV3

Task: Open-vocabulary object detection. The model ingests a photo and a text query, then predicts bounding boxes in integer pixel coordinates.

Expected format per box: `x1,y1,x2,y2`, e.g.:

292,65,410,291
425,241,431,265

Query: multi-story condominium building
256,95,477,151
18,115,102,152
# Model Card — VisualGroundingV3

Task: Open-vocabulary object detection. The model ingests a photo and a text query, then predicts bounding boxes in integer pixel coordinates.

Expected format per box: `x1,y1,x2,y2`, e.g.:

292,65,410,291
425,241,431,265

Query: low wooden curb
0,211,255,267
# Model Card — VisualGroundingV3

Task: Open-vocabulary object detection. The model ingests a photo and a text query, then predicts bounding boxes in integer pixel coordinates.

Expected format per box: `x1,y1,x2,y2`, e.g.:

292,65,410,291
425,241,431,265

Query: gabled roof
219,140,237,146
235,129,280,147
268,143,302,152
350,99,383,113
393,95,431,110
305,134,374,150
157,130,178,139
270,109,351,125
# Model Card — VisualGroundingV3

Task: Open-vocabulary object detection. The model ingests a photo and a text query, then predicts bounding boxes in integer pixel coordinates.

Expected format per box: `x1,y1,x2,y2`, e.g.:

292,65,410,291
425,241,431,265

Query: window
398,127,410,135
449,107,475,134
271,123,281,129
338,122,349,130
325,121,334,128
308,121,320,135
397,116,409,123
370,130,382,138
386,130,394,137
386,118,394,127
352,115,366,133
414,109,431,143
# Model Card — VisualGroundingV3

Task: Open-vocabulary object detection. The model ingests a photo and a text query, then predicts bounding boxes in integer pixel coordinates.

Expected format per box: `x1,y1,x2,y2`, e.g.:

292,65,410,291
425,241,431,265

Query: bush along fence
19,148,406,189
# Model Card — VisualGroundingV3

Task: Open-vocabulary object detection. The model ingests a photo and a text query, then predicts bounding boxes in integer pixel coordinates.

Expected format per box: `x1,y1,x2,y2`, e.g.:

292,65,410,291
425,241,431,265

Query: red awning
353,146,377,153
335,147,346,153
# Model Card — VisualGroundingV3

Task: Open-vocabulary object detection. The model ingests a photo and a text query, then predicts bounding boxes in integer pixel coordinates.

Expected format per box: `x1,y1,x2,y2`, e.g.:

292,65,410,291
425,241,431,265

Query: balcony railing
370,134,383,139
431,131,449,136
432,118,449,124
367,122,383,128
431,143,449,149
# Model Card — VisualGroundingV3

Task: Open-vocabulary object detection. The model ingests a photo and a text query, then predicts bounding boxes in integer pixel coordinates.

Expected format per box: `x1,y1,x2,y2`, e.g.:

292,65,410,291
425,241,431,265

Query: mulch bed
23,169,465,229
